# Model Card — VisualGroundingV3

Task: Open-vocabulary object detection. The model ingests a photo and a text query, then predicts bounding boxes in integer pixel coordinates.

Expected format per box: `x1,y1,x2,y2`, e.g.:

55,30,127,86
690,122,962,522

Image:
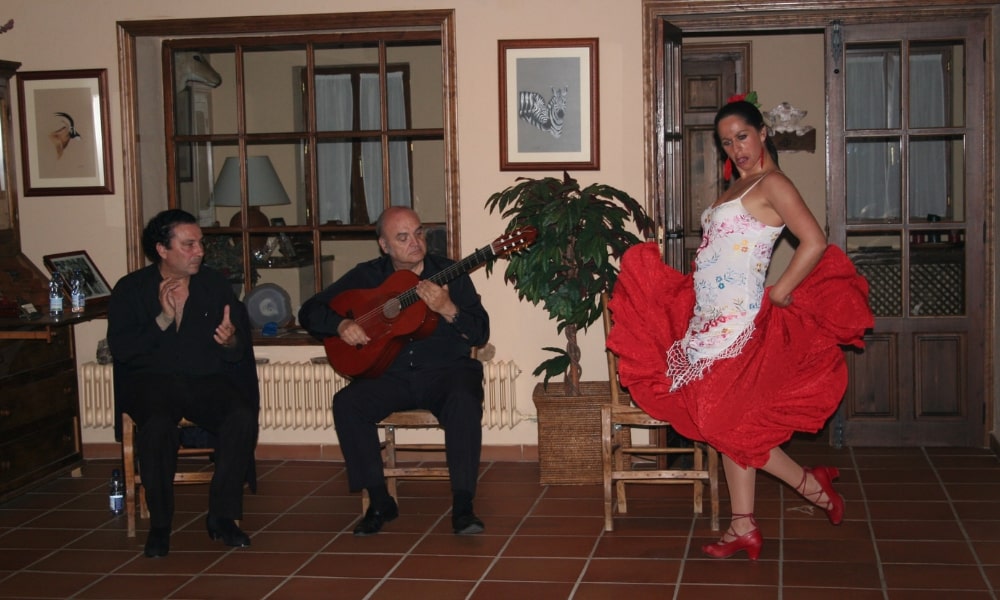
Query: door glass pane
846,137,901,222
847,232,903,317
846,44,901,130
909,135,964,222
909,231,964,317
909,41,964,128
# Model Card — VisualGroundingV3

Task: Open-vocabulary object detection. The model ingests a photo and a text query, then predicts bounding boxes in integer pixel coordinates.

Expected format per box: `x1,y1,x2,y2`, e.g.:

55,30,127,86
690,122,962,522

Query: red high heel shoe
798,466,845,525
701,513,762,560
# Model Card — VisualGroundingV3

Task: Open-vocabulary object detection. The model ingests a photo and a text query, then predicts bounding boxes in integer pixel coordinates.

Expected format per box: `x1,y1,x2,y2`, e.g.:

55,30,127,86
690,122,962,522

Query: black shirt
107,264,248,376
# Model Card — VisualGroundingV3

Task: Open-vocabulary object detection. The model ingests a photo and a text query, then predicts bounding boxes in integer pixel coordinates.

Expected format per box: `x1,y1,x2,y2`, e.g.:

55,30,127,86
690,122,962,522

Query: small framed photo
498,38,599,171
43,250,113,304
16,69,114,196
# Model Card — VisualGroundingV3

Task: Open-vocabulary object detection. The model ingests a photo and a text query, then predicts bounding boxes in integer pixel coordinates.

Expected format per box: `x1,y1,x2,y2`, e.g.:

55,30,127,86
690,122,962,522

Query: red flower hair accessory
727,90,761,108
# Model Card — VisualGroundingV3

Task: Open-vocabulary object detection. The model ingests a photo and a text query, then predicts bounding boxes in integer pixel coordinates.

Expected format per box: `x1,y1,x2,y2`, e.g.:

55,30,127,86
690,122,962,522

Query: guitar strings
348,247,493,328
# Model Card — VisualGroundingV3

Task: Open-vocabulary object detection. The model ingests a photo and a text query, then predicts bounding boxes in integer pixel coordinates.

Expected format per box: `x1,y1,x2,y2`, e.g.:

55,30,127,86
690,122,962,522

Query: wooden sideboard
0,58,110,501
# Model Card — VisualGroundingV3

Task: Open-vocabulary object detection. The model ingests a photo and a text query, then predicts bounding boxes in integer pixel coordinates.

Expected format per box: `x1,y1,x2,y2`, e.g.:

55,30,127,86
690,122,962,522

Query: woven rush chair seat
600,293,720,532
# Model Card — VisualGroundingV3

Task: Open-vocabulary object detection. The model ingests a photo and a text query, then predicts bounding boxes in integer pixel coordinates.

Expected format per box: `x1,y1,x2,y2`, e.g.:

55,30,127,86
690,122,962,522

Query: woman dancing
607,93,874,560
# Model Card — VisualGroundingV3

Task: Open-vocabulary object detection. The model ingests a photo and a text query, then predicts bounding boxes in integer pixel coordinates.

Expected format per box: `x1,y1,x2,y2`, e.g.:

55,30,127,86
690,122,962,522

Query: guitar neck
397,246,495,310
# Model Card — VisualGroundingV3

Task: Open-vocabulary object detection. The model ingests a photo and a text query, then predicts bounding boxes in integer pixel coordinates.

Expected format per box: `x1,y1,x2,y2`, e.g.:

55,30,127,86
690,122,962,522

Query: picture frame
43,250,113,304
498,38,599,171
16,69,114,196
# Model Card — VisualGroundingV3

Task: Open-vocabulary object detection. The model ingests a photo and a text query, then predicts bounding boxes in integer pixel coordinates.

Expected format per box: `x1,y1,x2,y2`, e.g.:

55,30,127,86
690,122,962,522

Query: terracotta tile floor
2,440,1000,599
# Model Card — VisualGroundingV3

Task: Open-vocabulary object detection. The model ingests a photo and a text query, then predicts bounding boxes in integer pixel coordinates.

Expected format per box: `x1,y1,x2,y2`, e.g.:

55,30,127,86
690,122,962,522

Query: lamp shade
212,156,291,207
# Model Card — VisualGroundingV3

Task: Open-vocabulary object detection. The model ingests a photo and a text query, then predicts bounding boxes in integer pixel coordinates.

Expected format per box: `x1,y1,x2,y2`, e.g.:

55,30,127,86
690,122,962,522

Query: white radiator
79,358,524,432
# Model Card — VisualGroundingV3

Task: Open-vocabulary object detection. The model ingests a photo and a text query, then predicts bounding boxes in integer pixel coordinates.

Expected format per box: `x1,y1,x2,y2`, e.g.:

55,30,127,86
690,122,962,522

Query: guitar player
298,207,491,536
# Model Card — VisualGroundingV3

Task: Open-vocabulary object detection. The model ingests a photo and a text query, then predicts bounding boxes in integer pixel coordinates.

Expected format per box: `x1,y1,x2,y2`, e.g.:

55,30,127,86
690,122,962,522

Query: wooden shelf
772,129,816,153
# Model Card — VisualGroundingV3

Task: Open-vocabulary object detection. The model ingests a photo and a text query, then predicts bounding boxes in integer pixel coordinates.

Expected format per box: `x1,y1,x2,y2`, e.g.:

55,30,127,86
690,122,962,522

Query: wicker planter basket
532,381,611,485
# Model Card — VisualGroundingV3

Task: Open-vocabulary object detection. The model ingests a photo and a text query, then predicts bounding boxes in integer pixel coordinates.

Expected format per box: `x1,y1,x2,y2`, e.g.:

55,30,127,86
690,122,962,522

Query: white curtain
317,71,412,225
360,72,411,223
316,74,353,224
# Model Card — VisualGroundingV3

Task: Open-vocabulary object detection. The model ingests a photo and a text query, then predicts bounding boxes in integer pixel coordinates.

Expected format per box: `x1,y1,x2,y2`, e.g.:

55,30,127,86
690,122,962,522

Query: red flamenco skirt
606,242,874,468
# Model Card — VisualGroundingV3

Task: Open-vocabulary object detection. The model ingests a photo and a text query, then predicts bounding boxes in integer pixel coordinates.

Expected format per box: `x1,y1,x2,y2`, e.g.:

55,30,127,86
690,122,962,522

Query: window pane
202,233,249,292
908,135,964,223
411,139,445,223
314,43,379,134
175,141,217,224
909,41,964,128
245,45,307,134
846,44,901,130
387,42,443,129
172,48,236,135
846,137,901,222
847,232,902,317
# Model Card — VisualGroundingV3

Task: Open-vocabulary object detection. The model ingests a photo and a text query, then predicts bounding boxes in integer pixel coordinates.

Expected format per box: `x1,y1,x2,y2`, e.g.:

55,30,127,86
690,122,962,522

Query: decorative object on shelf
42,250,112,304
212,156,291,252
765,101,816,153
244,283,293,330
16,69,114,196
498,38,599,171
202,235,259,287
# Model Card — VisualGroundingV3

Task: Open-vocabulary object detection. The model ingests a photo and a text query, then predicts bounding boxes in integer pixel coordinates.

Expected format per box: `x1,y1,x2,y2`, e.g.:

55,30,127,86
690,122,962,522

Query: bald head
377,207,427,272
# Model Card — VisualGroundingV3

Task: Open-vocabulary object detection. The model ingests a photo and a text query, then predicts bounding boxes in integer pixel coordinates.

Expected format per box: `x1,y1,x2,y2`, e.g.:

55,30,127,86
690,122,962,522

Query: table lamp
212,156,291,231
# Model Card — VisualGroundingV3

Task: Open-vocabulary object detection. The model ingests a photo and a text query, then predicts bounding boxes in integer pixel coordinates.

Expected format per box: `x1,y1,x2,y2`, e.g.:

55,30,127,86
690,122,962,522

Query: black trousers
122,373,257,529
333,361,484,496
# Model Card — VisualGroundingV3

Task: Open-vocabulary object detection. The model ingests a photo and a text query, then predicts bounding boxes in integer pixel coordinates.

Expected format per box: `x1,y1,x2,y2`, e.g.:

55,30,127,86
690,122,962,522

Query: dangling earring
760,150,766,168
723,158,733,182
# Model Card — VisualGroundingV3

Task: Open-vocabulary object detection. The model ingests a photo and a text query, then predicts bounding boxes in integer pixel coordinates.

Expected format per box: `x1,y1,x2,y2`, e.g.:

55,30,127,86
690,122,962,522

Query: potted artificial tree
486,172,653,484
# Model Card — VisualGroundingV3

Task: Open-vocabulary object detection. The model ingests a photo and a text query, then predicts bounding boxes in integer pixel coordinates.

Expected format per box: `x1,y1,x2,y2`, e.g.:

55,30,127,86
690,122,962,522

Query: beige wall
0,1,826,450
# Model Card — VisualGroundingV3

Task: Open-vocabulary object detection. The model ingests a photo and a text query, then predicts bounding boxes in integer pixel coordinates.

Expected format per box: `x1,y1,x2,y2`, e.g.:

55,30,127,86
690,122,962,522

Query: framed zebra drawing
498,38,599,171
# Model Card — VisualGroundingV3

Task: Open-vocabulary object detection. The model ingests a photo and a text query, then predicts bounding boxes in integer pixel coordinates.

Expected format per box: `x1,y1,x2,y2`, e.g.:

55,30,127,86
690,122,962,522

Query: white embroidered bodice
666,175,784,390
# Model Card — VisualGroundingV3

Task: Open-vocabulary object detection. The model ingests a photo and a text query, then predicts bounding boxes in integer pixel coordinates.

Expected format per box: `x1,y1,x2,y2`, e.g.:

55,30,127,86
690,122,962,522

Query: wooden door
677,43,750,270
828,17,987,447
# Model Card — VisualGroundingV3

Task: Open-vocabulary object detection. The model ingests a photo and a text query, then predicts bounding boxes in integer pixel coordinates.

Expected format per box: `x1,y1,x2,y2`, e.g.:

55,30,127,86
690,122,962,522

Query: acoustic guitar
324,226,537,378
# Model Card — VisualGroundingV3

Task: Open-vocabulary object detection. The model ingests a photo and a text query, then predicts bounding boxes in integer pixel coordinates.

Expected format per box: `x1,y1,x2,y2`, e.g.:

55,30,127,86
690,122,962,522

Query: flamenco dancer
607,93,874,560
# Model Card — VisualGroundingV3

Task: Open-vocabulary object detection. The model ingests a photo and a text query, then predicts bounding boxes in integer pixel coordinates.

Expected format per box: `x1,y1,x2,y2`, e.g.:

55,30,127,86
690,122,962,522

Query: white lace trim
665,322,756,392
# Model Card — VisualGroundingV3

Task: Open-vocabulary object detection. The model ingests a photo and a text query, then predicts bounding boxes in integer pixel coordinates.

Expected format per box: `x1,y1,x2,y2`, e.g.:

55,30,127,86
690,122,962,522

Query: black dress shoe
205,515,251,547
452,511,485,535
354,498,399,536
144,526,170,558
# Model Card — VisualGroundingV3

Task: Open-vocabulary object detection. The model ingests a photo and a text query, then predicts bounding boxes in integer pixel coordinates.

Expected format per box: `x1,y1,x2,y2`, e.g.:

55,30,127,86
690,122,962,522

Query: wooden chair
601,293,720,532
359,346,485,513
121,413,215,538
361,409,449,512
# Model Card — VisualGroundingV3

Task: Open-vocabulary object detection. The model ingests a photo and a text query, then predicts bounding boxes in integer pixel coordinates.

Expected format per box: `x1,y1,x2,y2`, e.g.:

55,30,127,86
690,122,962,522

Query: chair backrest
601,292,629,407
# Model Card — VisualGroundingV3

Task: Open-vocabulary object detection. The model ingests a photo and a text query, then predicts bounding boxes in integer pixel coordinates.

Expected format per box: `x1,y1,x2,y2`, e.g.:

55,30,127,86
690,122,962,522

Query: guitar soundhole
382,299,402,319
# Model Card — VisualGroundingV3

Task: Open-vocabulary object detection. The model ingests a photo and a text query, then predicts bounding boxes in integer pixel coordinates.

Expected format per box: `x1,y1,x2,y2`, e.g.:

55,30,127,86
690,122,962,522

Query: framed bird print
16,69,114,196
498,38,599,171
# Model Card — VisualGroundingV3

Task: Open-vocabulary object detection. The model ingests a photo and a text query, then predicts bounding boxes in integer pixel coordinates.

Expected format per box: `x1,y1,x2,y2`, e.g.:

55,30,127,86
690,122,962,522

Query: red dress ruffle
606,242,874,468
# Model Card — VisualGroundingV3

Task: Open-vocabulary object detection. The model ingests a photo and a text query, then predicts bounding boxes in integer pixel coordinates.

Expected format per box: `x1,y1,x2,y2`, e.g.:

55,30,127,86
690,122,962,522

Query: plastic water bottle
70,270,86,313
48,274,64,318
109,469,124,515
